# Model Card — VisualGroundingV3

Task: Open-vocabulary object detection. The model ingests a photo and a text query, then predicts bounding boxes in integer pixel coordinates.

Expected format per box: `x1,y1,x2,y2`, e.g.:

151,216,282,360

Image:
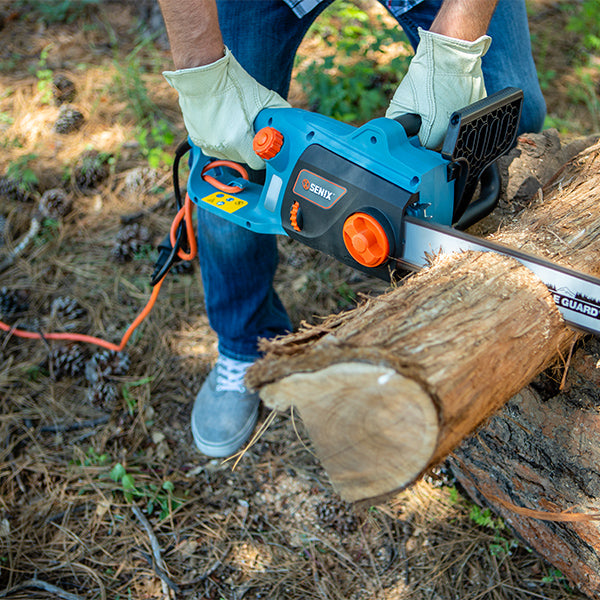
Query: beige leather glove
163,47,290,170
386,28,491,149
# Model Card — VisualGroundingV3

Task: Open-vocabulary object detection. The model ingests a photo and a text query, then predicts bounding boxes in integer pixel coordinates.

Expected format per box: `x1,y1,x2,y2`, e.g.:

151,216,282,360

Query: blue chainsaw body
186,88,523,279
187,108,453,234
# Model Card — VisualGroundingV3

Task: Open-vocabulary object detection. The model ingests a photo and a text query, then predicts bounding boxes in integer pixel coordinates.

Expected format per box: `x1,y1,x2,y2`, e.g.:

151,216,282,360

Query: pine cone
50,296,86,323
316,497,360,536
85,349,130,385
54,105,85,134
49,344,86,379
0,175,35,203
122,166,158,195
73,150,109,192
53,74,76,106
170,260,195,275
111,222,151,262
39,188,73,219
0,287,29,318
87,380,119,407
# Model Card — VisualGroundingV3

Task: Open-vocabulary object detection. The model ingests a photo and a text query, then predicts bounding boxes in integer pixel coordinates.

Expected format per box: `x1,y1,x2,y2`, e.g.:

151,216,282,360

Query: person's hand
386,28,491,149
163,47,290,169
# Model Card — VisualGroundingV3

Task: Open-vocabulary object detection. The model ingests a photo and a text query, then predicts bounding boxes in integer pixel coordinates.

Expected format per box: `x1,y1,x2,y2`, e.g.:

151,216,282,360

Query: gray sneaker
191,355,259,458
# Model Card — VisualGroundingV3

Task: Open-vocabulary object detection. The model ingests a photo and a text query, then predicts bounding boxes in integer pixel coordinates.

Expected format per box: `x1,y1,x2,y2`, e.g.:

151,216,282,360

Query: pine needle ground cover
0,1,597,598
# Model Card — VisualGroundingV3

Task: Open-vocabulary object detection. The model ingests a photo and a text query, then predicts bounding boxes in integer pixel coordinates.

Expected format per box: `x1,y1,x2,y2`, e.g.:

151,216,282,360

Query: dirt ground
0,1,598,599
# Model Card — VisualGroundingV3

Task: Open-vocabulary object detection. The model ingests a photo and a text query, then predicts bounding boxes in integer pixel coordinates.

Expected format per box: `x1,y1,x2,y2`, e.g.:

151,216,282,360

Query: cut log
253,252,575,501
247,138,600,503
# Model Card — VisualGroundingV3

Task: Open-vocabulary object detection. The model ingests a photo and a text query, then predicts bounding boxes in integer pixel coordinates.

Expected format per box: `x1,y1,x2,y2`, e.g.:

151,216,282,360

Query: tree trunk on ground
249,252,575,501
448,362,600,598
445,132,600,598
248,134,600,596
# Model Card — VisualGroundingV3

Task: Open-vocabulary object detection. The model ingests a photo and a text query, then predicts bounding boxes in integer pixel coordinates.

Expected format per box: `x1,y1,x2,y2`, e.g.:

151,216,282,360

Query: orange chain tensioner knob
253,127,284,160
342,212,389,267
290,201,302,232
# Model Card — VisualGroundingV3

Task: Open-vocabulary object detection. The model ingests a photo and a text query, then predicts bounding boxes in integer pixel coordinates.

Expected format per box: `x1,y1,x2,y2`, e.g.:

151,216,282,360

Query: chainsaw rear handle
393,113,421,138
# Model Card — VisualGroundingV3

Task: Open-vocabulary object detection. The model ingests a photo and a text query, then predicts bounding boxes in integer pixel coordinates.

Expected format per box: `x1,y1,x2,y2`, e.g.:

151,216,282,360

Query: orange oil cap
253,127,284,160
342,213,389,267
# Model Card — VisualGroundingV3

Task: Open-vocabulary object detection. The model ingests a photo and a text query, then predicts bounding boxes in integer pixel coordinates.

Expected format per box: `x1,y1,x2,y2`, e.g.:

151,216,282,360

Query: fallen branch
0,213,41,274
0,578,85,600
132,504,177,599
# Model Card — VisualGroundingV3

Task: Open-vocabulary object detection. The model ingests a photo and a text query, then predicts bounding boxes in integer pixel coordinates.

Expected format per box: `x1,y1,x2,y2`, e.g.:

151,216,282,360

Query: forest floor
0,1,599,599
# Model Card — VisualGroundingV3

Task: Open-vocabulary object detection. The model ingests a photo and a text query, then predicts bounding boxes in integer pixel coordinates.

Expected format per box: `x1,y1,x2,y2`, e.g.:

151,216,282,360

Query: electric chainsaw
183,87,600,335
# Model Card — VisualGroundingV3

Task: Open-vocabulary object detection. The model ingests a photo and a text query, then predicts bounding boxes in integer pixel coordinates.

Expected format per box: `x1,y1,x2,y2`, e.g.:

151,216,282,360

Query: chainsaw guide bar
401,216,600,335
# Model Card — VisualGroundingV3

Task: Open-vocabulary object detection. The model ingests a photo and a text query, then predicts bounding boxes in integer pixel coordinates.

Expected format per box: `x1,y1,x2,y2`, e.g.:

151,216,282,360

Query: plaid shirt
283,0,422,18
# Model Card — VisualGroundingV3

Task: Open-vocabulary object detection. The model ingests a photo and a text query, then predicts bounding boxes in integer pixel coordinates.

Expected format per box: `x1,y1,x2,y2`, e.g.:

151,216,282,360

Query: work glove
386,28,491,150
163,47,290,170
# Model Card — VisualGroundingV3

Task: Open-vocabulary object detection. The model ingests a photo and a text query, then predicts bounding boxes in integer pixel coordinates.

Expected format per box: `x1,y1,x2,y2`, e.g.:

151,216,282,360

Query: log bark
448,365,600,598
247,137,600,503
251,252,574,501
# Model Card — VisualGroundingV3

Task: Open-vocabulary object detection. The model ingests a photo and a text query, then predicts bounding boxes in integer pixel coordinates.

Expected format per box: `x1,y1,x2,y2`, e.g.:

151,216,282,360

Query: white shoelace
215,355,255,393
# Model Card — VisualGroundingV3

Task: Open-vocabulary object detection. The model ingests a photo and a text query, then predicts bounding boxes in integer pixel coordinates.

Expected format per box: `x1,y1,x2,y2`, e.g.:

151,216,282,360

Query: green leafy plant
122,375,155,416
109,462,180,519
566,0,600,52
557,0,600,132
17,0,101,24
35,46,54,104
34,218,61,245
111,40,163,125
296,3,412,123
136,119,175,169
0,112,14,126
469,504,519,557
528,32,556,92
4,153,39,199
111,41,176,168
76,447,110,467
567,65,600,132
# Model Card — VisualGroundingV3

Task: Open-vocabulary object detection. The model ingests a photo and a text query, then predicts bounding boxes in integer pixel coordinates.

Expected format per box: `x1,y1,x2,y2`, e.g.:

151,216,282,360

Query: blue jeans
199,0,546,361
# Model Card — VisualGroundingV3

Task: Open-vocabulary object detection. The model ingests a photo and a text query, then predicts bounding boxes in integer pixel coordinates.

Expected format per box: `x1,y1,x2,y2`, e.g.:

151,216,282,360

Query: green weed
109,462,180,519
34,46,54,104
122,375,155,416
529,32,557,92
566,0,600,52
111,41,176,168
567,64,600,132
469,504,519,557
296,2,411,123
17,0,102,24
111,40,162,125
25,365,47,381
135,119,175,169
82,447,110,466
540,566,574,592
34,218,61,245
5,153,39,197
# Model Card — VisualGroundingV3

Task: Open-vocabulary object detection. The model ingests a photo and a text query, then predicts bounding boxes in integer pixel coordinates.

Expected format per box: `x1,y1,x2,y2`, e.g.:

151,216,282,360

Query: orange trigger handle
201,160,249,194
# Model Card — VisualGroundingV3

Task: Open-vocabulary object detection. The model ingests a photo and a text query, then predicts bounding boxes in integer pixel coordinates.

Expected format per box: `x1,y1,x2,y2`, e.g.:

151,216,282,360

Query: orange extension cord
0,192,197,353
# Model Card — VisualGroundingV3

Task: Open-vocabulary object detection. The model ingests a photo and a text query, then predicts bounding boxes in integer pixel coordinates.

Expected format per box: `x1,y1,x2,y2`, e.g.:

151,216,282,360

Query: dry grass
0,1,594,599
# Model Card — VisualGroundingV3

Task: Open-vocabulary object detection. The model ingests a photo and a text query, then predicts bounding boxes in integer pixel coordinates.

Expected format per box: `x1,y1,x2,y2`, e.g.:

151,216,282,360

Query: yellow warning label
201,192,248,213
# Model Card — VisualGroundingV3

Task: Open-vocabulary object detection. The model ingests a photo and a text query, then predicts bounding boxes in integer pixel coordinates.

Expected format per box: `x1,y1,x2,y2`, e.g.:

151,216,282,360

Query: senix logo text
293,169,347,209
